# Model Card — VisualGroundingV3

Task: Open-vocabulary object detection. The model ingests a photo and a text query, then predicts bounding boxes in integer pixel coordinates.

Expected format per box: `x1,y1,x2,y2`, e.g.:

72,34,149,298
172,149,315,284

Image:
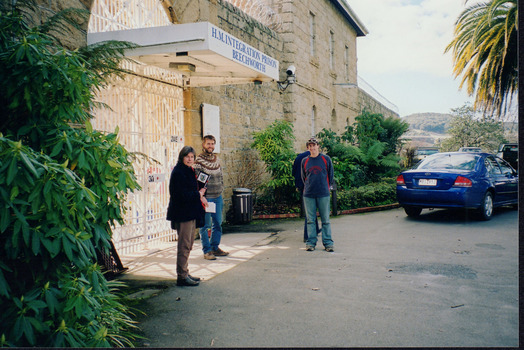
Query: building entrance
89,0,184,253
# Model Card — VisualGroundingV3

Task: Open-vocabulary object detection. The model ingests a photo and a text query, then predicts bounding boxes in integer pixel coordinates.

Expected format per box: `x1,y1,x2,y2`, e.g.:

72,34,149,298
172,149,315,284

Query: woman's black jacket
166,162,205,227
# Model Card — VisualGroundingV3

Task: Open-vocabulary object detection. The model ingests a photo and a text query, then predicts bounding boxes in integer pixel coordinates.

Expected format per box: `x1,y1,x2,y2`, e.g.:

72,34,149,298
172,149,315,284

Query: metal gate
88,0,172,31
89,0,184,254
92,64,184,254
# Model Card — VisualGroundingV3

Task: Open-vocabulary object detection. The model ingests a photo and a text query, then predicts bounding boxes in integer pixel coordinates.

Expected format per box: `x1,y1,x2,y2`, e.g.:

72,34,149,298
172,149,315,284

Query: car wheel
478,191,493,221
404,206,422,217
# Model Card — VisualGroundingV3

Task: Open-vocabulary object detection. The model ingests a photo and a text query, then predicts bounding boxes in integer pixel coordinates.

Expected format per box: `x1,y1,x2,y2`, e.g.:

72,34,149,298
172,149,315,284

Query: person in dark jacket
292,149,320,242
167,146,207,286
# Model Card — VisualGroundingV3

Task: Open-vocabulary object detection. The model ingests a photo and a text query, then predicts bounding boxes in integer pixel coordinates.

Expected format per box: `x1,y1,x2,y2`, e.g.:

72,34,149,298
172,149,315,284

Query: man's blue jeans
301,192,320,241
304,195,333,248
199,195,223,253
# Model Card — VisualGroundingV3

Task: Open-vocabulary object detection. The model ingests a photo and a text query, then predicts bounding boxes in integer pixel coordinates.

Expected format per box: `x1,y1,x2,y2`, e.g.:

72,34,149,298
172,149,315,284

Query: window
309,12,316,57
496,158,514,175
311,106,316,136
418,154,479,171
329,30,335,69
485,156,502,175
344,45,349,80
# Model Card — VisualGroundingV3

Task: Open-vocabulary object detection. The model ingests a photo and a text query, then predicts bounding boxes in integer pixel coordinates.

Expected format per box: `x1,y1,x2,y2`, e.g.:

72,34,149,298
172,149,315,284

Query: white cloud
346,0,479,115
350,0,466,76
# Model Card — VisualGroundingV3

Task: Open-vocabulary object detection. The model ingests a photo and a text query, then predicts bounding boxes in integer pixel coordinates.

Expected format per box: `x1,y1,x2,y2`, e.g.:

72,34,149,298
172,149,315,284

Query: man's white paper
205,202,216,213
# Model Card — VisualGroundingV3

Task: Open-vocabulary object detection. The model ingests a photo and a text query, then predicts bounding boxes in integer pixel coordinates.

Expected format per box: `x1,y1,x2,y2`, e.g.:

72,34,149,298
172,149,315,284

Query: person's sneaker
177,276,199,286
188,275,201,282
212,248,229,256
204,252,216,260
325,246,334,252
306,246,315,251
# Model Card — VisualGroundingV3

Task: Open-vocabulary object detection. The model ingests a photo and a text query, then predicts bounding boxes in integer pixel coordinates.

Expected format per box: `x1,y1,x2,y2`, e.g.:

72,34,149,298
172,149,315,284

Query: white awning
87,22,279,87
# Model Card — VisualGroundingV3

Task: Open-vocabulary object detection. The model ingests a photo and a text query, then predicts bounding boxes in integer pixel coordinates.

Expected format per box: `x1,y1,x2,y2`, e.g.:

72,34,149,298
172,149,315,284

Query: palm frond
445,0,517,118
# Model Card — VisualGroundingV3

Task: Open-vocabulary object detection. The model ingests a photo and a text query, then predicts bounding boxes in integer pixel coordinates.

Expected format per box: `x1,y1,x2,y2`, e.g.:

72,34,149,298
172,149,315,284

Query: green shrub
316,110,408,190
251,120,297,204
336,179,397,210
0,137,139,347
0,3,141,346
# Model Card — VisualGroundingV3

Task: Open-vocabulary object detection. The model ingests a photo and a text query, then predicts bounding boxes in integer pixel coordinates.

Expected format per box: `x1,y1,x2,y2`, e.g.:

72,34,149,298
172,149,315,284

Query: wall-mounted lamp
333,83,358,88
277,65,296,91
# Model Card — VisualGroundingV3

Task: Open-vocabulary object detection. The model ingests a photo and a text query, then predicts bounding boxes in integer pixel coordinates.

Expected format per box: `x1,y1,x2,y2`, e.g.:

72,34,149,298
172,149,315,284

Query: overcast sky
347,0,478,117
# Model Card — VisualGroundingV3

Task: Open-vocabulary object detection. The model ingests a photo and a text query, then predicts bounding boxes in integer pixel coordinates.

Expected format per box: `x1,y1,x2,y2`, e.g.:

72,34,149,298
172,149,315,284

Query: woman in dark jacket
167,146,207,286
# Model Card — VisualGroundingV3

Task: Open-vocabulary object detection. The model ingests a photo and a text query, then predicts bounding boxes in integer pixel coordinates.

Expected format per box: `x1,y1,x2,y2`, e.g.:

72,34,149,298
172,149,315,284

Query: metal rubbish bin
232,188,253,224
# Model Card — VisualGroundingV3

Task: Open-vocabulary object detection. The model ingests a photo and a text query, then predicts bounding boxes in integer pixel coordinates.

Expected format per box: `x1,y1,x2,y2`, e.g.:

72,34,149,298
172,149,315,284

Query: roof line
330,0,369,36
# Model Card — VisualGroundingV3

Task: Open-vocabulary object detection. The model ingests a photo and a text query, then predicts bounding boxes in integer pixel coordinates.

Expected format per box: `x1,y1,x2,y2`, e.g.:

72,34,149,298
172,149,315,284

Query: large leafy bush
251,120,297,203
0,2,140,346
316,128,364,189
317,110,409,189
336,179,397,210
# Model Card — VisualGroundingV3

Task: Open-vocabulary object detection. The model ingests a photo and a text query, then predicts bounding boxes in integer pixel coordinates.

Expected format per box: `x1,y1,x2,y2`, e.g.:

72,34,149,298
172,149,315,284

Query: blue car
396,152,518,220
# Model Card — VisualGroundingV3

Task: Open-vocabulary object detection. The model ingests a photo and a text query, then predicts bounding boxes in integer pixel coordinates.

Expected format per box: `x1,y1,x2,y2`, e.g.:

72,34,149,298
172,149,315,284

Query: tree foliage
438,104,506,152
251,120,296,202
316,128,364,189
317,110,409,189
446,0,518,118
0,2,141,347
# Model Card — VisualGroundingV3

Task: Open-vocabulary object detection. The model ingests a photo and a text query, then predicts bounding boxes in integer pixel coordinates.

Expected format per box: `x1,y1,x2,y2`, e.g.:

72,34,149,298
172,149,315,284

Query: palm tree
445,0,518,118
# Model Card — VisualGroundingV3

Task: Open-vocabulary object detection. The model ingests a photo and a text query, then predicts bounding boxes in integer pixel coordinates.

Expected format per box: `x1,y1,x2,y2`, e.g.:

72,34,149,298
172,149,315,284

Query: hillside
401,113,452,133
401,112,518,147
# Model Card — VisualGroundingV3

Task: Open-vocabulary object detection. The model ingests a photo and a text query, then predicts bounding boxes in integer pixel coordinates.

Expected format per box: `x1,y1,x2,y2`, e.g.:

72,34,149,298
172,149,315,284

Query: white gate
89,0,184,254
88,0,172,32
92,64,184,254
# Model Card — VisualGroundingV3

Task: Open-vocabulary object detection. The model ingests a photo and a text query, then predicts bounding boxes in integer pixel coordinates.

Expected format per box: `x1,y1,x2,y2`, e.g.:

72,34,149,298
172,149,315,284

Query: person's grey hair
178,146,196,164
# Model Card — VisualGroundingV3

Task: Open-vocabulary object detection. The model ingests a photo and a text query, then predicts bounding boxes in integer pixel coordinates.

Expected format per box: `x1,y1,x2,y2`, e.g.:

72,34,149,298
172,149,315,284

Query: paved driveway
133,207,519,348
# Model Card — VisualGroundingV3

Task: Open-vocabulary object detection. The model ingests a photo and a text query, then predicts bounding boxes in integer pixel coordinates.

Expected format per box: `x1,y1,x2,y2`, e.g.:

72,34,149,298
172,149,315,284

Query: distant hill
401,113,452,134
401,112,518,147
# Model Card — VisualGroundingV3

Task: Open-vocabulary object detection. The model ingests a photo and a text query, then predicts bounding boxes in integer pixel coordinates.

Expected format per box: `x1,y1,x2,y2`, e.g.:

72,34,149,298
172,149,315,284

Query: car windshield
416,153,479,170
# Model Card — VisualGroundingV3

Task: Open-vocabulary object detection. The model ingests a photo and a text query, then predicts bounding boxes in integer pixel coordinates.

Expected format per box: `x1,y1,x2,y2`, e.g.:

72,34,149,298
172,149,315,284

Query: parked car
396,152,518,220
496,143,518,172
413,147,439,163
458,147,482,153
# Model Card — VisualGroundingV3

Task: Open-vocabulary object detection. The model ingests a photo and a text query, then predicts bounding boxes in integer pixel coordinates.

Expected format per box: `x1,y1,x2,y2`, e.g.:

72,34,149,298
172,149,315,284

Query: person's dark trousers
174,220,195,279
301,192,320,241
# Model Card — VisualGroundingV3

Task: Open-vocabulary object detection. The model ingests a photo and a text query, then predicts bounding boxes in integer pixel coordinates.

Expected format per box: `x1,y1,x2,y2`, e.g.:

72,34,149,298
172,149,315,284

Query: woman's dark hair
178,146,196,164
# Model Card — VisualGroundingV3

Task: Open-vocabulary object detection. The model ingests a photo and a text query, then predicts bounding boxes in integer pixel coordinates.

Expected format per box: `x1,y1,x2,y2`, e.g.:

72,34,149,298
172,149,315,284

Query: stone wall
174,0,285,208
358,89,399,119
277,0,361,150
17,0,91,48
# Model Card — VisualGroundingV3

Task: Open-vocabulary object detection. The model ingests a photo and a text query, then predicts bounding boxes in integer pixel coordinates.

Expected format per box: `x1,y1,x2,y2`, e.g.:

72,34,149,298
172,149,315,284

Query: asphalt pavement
118,207,519,348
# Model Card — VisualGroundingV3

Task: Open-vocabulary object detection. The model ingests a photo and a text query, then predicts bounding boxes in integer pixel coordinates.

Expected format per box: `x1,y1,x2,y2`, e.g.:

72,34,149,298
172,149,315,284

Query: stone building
18,0,398,253
277,0,366,148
